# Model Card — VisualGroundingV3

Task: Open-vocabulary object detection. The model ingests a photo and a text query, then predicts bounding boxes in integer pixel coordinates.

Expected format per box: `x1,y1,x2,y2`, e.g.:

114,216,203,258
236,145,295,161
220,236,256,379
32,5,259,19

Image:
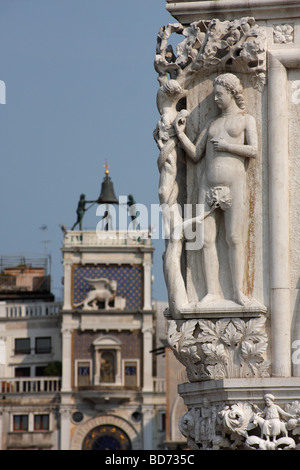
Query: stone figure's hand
211,138,229,152
173,115,186,135
173,110,189,136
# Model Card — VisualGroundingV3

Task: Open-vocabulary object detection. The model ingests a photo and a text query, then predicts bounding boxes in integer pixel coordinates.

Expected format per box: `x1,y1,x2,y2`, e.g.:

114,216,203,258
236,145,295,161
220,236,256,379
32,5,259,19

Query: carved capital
168,317,270,381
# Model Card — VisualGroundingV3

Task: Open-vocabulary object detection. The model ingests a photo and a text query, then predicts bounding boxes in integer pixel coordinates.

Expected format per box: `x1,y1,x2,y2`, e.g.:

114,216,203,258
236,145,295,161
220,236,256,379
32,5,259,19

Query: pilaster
61,325,73,393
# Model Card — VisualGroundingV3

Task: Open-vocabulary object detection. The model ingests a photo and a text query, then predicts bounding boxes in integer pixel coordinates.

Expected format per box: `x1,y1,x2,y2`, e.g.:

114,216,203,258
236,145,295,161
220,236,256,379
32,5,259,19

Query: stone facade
60,229,166,450
155,0,300,450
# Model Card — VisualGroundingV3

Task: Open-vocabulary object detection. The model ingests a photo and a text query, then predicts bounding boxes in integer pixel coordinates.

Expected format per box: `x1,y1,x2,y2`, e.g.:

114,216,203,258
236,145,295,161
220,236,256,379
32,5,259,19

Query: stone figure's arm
157,136,177,172
153,126,164,150
212,114,258,159
276,405,295,420
174,113,209,163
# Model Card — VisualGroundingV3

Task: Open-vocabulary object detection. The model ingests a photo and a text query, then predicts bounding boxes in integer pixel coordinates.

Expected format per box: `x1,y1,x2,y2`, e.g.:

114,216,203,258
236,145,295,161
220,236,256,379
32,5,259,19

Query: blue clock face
82,425,132,450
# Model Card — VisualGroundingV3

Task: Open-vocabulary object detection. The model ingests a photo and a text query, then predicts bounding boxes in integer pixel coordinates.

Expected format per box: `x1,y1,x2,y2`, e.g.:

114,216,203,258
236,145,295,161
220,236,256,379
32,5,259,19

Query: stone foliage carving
155,17,266,90
179,397,300,450
168,317,269,381
273,24,294,44
74,278,126,310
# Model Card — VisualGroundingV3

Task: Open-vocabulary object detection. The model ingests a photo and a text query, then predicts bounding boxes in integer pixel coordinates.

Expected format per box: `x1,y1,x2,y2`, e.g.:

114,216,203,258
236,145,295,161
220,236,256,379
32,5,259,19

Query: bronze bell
97,173,119,205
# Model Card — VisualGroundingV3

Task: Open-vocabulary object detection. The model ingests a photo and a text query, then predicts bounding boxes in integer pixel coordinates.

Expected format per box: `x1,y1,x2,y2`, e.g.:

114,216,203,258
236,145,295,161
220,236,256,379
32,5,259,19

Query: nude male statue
154,80,189,317
174,73,258,306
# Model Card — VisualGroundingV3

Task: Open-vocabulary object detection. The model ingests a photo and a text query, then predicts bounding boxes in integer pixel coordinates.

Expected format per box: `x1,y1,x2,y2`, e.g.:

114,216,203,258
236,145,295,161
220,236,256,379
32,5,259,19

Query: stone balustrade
0,301,62,319
153,378,166,393
64,230,152,247
0,377,61,393
0,376,163,394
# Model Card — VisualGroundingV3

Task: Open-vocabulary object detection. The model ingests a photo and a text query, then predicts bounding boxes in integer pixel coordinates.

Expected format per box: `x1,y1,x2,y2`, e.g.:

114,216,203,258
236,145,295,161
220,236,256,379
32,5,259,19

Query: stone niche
154,0,300,450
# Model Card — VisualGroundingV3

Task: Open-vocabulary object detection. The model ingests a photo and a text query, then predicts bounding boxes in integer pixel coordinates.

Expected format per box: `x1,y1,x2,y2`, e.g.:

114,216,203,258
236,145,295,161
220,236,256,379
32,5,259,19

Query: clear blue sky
0,1,173,301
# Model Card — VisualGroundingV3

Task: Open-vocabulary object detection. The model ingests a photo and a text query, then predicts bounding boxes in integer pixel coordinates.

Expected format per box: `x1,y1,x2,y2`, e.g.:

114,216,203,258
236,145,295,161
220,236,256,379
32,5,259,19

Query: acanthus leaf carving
167,317,269,381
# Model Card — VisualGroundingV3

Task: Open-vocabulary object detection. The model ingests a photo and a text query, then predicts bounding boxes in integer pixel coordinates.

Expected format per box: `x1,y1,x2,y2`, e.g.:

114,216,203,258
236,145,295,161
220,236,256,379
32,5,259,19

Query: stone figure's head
264,393,275,406
156,79,186,114
213,73,245,111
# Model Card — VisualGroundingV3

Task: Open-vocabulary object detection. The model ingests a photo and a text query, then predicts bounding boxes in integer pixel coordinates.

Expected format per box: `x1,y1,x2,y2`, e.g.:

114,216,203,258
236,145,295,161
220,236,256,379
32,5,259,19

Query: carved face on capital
214,84,233,110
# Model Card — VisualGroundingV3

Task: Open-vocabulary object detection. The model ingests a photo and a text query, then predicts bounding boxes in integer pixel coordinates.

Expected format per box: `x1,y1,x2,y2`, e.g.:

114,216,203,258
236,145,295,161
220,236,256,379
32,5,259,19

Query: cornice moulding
166,0,300,23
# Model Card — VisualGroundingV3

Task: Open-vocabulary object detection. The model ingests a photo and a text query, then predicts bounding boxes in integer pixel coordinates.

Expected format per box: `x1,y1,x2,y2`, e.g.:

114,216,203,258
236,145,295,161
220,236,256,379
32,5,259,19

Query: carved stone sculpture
219,396,300,450
154,17,266,318
273,24,294,44
154,80,189,318
74,278,126,310
168,316,269,381
156,1,300,453
178,408,199,450
178,395,300,450
155,17,266,89
174,72,258,307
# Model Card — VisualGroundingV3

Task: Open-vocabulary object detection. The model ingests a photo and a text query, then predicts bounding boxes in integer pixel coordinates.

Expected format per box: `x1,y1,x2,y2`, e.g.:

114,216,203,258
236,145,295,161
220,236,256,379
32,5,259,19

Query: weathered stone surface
155,0,300,449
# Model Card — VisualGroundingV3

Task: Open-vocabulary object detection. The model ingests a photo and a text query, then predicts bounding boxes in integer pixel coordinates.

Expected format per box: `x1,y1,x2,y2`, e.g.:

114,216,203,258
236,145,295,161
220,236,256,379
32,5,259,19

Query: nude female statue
174,73,258,306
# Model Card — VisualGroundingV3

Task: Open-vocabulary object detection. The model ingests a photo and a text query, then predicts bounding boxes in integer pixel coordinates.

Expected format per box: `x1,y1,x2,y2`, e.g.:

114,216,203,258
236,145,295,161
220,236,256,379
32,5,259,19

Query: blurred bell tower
59,164,161,451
